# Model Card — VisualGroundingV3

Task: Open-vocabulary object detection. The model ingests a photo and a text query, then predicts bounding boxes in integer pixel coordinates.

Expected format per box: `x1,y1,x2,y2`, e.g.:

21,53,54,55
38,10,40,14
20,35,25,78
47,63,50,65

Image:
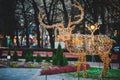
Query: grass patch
67,67,120,79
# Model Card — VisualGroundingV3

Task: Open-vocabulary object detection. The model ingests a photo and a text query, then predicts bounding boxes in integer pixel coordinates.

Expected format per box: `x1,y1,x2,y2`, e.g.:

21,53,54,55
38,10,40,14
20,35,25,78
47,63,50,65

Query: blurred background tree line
0,0,120,48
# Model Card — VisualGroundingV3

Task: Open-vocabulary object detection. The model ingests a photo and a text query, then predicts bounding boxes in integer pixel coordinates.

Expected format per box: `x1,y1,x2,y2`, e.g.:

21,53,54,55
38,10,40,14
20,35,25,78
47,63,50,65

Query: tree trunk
47,29,55,48
21,0,29,48
16,29,20,48
32,0,41,48
60,0,68,27
42,0,56,48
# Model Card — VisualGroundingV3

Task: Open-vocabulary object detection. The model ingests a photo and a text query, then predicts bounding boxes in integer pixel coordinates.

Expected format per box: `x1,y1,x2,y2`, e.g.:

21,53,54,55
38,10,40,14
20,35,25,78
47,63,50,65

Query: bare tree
83,0,120,34
31,0,41,48
38,0,61,48
39,0,84,43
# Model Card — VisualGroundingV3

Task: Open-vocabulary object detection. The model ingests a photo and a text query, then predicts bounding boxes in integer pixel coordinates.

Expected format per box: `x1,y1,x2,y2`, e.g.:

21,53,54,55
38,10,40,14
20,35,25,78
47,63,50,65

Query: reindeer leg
99,54,106,77
102,62,106,77
103,55,111,77
75,55,81,77
76,54,87,77
82,55,87,77
101,54,111,77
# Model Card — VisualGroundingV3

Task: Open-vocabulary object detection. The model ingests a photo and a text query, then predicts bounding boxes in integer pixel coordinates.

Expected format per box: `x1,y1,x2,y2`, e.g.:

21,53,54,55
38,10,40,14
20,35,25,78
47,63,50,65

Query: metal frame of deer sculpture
38,0,114,78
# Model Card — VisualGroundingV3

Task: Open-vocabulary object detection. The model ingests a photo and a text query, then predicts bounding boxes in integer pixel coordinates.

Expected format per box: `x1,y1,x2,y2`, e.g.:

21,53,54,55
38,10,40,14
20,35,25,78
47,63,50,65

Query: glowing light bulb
90,25,95,30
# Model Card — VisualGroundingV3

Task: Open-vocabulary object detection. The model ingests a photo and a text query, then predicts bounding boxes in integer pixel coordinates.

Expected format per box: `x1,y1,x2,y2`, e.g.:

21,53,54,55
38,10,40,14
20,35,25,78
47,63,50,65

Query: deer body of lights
38,0,114,77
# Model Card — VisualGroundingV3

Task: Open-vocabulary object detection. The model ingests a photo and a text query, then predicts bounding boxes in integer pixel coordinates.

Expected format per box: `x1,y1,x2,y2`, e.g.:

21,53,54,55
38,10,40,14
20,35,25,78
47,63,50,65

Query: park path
0,62,119,80
0,68,93,80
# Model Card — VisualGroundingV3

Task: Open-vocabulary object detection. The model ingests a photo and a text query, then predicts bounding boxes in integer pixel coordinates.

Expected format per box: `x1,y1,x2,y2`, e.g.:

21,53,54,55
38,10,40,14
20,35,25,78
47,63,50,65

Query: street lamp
7,55,11,60
7,55,11,67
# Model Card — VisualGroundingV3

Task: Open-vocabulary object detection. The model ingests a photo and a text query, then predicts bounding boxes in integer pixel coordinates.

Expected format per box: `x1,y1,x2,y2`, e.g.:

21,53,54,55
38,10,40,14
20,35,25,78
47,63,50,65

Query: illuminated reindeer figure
38,0,114,77
94,35,115,76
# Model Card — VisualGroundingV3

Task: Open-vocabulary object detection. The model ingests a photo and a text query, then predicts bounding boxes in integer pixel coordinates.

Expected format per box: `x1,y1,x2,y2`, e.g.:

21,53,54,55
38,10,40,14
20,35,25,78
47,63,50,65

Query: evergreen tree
36,54,42,62
46,54,50,62
29,53,34,62
25,52,34,62
12,49,18,61
56,44,62,65
63,55,68,66
58,44,66,66
7,49,11,56
52,53,57,65
52,43,68,66
25,53,29,62
22,51,26,59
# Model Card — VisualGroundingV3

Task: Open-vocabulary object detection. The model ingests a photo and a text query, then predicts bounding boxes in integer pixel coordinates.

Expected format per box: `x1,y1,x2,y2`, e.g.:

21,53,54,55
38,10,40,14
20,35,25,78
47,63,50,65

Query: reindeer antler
38,0,84,41
68,0,84,28
38,12,64,29
38,0,84,29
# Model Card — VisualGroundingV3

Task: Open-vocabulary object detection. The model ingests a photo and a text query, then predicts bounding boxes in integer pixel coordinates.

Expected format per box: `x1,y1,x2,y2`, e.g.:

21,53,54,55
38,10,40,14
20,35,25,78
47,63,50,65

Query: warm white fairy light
38,0,114,77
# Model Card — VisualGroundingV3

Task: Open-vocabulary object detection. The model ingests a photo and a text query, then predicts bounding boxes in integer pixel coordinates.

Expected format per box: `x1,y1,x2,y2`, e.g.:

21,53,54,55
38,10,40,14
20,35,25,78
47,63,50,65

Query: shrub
25,54,29,62
62,55,68,66
52,44,68,66
11,63,19,68
7,49,11,56
41,64,90,75
28,65,36,68
12,49,18,61
22,50,33,58
25,52,34,62
41,65,77,75
36,54,42,62
52,54,57,65
46,54,50,62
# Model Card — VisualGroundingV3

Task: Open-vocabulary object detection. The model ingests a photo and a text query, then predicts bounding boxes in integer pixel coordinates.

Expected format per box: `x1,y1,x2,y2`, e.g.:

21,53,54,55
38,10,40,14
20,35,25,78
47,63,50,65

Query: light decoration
38,0,114,78
62,24,114,77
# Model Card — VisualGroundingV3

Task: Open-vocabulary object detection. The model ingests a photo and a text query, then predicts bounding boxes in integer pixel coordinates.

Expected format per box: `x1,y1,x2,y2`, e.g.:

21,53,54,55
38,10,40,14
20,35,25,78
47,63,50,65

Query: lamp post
7,55,11,67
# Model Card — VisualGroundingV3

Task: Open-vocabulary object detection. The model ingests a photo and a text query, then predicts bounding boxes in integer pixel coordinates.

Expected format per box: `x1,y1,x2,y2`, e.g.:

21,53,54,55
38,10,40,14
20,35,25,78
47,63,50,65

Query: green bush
52,44,68,66
25,54,29,62
12,49,18,61
28,65,36,68
46,54,50,62
7,49,11,56
11,63,18,68
25,52,34,62
22,50,33,58
52,54,57,65
36,54,42,62
63,55,68,66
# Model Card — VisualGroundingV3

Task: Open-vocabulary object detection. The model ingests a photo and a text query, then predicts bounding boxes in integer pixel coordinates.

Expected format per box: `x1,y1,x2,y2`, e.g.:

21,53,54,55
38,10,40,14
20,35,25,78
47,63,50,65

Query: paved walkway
0,68,38,80
0,62,119,80
0,68,92,80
